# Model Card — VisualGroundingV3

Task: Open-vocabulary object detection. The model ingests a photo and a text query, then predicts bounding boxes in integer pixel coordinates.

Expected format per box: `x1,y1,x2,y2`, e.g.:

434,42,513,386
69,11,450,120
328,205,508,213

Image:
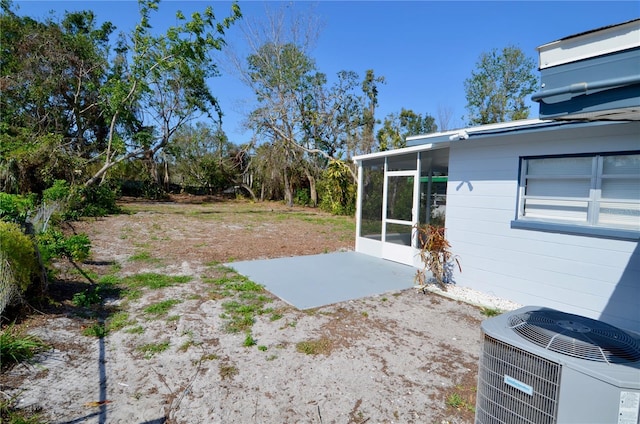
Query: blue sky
12,1,640,145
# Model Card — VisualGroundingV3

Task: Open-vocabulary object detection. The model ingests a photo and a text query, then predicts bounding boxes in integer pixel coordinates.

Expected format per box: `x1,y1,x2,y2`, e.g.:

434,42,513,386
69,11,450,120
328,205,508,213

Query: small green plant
121,273,191,290
125,325,145,334
83,322,108,338
72,287,103,307
0,325,48,369
295,337,332,355
414,224,461,292
201,353,218,361
143,299,181,316
107,312,133,332
480,306,502,317
445,391,476,412
258,345,268,352
0,393,46,424
137,340,170,359
269,312,283,321
219,364,238,380
179,339,201,352
243,332,256,347
99,274,121,285
128,251,158,263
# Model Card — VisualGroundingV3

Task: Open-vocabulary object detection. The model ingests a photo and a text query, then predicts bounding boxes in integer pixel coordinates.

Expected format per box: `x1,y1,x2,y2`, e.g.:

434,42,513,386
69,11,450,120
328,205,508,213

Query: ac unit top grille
508,309,640,364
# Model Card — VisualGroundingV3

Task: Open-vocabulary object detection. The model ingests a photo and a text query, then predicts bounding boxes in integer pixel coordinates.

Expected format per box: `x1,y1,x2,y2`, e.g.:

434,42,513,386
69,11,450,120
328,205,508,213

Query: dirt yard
1,196,484,424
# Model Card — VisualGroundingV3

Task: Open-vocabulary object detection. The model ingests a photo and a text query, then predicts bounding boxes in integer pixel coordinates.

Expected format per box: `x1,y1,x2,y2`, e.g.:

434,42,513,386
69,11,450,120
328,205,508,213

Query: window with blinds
518,153,640,232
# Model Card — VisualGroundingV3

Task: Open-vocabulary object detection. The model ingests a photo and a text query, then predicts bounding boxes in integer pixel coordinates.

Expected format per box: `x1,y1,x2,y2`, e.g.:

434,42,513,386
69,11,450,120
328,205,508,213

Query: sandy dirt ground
1,197,484,424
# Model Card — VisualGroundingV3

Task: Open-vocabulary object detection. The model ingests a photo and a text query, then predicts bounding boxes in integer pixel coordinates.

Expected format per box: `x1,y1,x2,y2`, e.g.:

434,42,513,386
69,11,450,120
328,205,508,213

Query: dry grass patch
295,337,333,355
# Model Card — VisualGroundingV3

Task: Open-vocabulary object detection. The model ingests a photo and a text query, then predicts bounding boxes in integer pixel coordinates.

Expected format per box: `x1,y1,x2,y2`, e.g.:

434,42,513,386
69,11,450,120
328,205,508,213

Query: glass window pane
603,154,640,175
420,177,447,227
598,202,640,229
601,178,640,200
387,153,417,171
523,199,588,222
386,176,414,221
525,178,590,197
527,157,592,176
385,223,412,246
360,159,384,240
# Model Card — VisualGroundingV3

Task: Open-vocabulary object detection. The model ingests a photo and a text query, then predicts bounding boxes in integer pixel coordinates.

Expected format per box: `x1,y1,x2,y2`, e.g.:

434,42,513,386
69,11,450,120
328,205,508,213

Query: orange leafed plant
414,224,461,291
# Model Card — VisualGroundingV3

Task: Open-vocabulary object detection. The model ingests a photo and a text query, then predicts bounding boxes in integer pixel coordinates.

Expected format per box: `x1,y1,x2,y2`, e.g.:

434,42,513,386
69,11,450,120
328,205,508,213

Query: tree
166,122,239,193
244,41,318,206
464,45,538,126
85,0,242,187
436,104,457,132
357,69,385,155
0,5,115,193
377,109,437,151
0,0,242,195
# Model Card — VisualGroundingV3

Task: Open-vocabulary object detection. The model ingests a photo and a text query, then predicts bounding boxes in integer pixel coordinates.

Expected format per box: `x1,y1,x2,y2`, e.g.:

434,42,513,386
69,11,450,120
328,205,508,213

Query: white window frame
512,151,640,240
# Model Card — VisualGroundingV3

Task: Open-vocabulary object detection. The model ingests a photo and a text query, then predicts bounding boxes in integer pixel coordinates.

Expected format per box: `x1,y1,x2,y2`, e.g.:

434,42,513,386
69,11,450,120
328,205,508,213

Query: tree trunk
283,170,293,207
163,157,170,191
239,183,257,202
304,168,317,207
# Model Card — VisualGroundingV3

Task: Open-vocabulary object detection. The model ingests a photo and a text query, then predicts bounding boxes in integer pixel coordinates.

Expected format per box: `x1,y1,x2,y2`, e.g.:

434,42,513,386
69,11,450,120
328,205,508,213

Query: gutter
532,75,640,102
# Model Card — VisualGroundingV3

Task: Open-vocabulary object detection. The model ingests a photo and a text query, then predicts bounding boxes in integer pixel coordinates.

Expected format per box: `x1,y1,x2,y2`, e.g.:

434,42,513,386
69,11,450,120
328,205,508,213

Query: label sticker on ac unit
618,391,640,424
504,375,533,396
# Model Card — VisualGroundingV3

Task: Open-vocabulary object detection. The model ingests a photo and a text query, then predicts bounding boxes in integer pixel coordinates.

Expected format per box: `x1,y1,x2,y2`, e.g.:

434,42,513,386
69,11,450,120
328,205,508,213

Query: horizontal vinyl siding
445,122,640,333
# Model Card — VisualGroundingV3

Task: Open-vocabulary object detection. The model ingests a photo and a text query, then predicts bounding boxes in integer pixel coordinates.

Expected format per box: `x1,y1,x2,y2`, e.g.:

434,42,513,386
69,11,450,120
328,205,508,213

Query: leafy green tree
464,45,538,125
0,6,113,145
357,69,386,155
245,41,317,206
85,0,242,187
377,109,437,151
0,0,241,194
166,122,242,194
0,5,113,193
226,4,388,208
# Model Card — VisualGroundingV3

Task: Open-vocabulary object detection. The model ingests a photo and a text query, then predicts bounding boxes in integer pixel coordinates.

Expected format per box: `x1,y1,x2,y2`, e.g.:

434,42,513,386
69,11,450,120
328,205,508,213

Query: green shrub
0,324,48,369
65,184,120,219
42,179,71,202
317,161,356,216
72,287,103,308
0,193,35,224
0,222,38,292
294,188,310,206
36,229,90,264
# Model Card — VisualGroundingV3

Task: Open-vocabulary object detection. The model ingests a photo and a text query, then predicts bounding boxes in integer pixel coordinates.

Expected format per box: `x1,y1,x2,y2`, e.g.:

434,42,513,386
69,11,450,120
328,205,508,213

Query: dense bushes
42,179,120,220
0,221,39,293
317,162,356,216
0,180,101,316
0,192,35,224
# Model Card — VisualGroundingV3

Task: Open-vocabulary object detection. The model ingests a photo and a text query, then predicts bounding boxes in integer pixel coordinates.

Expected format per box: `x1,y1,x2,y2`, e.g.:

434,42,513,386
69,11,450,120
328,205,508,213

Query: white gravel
421,283,523,312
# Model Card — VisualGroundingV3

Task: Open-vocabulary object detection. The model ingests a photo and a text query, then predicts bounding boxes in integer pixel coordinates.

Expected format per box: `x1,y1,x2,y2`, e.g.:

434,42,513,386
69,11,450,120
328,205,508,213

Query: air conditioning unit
475,306,640,424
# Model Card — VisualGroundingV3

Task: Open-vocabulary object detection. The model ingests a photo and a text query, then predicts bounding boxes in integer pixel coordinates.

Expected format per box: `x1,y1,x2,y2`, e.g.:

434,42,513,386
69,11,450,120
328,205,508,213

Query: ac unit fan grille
475,335,560,424
508,310,640,364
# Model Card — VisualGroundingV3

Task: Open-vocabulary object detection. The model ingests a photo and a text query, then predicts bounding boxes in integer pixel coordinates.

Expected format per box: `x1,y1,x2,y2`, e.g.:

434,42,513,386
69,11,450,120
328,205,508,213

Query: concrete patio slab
226,251,416,309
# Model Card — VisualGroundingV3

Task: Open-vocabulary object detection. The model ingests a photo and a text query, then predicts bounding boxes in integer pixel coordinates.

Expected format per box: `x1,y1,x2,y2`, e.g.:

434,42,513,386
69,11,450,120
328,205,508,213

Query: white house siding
445,121,640,333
